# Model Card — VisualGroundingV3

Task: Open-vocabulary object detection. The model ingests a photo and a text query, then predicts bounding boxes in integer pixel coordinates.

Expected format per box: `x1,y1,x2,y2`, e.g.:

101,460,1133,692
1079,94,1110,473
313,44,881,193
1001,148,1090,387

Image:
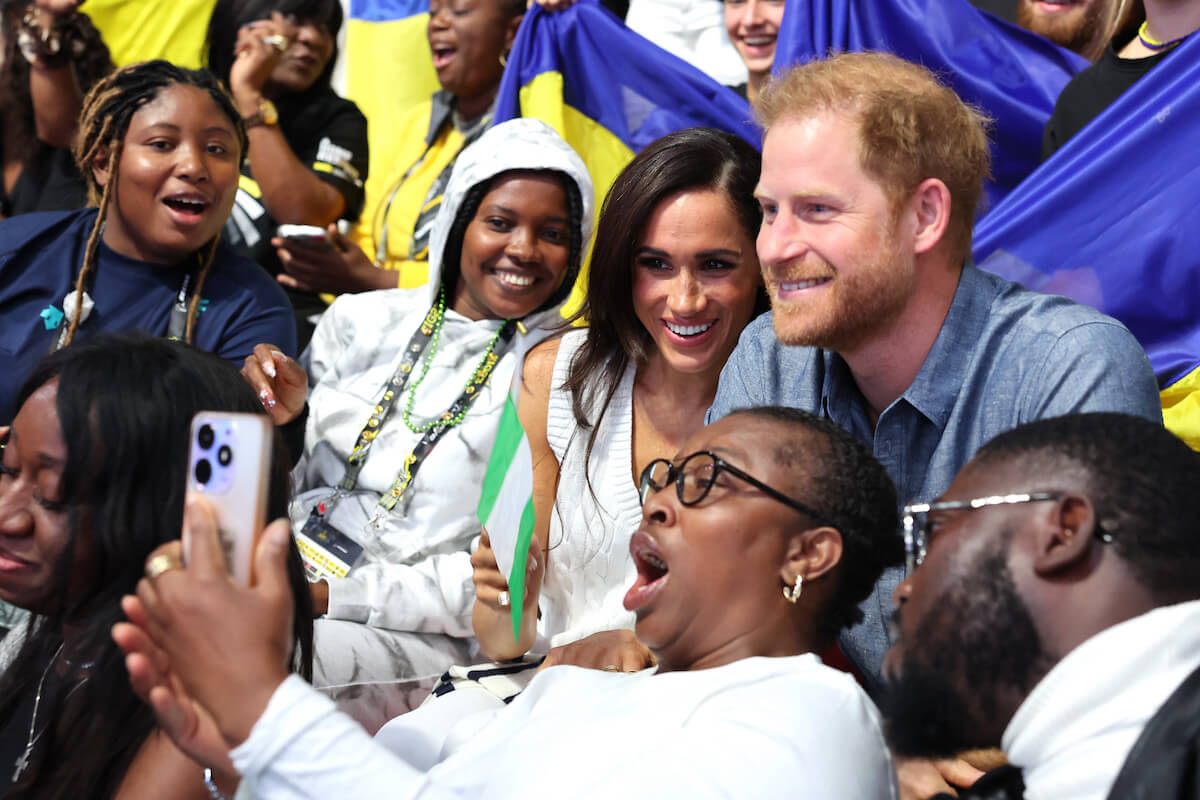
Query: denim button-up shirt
708,264,1162,694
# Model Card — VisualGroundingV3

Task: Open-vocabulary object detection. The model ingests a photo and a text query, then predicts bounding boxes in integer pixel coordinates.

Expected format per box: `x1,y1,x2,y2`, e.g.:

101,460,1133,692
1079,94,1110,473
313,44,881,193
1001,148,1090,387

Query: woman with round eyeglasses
432,128,766,718
115,406,904,798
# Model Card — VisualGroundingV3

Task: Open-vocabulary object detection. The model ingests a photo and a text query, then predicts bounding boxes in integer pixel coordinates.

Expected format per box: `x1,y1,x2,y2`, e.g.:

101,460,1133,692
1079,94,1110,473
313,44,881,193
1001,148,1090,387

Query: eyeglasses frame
639,450,836,528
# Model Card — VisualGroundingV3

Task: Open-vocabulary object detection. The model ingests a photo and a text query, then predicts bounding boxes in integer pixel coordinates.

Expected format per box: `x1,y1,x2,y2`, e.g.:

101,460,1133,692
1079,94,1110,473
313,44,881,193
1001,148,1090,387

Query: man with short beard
708,51,1161,797
1016,0,1118,60
883,413,1200,799
1043,0,1200,157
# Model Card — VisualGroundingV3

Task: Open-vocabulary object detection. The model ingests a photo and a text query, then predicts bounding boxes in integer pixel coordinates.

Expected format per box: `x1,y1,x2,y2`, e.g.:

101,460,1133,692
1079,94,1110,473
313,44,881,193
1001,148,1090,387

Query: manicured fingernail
270,349,286,362
270,524,289,547
528,552,538,572
259,388,276,409
262,360,276,379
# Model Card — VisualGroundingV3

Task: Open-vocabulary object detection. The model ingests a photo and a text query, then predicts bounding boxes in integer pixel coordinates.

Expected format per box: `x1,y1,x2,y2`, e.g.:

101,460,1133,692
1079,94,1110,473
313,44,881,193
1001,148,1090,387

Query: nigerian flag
477,394,536,643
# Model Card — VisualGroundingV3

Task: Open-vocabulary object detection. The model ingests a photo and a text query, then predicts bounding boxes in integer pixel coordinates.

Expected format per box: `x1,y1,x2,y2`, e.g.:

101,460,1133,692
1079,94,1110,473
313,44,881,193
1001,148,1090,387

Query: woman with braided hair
0,59,297,425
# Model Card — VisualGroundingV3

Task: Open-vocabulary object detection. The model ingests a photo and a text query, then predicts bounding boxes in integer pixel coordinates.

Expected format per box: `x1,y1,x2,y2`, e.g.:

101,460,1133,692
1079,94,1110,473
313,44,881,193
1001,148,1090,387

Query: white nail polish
263,361,276,379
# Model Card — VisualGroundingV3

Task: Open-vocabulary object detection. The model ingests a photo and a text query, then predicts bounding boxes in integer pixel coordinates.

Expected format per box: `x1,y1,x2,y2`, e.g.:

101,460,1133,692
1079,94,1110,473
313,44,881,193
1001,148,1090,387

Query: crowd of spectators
1,0,1198,797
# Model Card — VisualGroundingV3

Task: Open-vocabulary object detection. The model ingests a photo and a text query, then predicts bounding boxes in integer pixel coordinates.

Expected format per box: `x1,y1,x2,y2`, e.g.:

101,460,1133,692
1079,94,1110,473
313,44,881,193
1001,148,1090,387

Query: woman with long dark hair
0,333,313,798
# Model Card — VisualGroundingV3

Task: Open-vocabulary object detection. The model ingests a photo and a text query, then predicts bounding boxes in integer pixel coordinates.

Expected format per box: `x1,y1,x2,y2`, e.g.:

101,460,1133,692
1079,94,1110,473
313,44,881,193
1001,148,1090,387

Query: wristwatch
243,99,278,130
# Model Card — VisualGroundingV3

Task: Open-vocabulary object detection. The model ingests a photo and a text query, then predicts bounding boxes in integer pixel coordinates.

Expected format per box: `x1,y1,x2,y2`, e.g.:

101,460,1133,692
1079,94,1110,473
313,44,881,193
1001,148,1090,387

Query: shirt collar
896,263,997,430
817,263,998,433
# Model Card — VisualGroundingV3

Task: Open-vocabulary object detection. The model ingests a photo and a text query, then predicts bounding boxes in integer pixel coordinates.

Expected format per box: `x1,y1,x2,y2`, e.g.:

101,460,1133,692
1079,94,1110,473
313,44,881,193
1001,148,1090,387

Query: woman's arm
229,15,345,226
26,0,88,149
471,338,560,661
112,729,236,800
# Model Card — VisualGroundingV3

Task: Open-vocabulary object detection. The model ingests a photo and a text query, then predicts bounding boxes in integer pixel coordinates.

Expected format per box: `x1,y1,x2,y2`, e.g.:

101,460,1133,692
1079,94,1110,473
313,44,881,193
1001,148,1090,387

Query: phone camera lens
194,458,212,484
197,424,215,449
217,445,233,466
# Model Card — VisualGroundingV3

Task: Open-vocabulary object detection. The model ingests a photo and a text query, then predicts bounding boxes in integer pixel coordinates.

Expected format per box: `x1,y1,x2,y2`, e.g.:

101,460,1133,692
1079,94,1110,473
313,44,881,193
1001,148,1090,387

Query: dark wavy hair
561,127,765,472
0,333,313,799
205,0,343,90
730,406,903,639
441,169,587,318
0,0,113,165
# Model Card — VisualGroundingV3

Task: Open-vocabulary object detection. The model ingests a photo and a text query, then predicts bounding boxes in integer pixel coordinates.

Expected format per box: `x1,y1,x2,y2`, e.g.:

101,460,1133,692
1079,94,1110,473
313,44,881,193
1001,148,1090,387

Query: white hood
424,117,595,325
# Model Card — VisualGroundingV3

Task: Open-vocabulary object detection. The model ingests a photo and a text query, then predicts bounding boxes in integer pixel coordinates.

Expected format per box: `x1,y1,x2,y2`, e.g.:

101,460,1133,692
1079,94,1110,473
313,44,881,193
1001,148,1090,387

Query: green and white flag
477,393,536,643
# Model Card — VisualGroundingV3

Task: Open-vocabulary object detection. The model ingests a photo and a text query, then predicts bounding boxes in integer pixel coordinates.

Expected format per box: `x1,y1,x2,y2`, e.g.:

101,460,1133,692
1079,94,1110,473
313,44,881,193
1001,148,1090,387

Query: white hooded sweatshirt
292,119,594,645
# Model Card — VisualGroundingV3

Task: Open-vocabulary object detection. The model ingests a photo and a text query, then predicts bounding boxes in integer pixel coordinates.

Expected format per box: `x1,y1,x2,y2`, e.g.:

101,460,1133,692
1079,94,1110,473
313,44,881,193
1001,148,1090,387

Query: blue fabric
974,35,1200,389
772,0,1087,211
494,2,760,152
349,0,425,23
0,209,297,424
708,265,1162,692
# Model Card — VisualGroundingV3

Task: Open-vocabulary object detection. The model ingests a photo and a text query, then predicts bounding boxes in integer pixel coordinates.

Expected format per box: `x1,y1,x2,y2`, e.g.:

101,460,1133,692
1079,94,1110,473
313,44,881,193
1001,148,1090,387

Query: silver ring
497,591,510,608
262,34,287,51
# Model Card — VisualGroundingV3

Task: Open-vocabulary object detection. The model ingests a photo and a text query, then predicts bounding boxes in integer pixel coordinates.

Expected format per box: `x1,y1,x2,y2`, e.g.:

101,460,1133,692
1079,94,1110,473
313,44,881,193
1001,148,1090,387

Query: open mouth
624,531,670,612
777,277,831,292
163,195,210,220
431,45,456,69
664,319,715,338
0,548,33,572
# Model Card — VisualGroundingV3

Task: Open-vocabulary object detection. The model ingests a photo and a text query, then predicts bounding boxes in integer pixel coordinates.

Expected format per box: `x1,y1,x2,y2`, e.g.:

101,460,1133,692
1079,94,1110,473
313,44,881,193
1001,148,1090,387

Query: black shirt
1042,42,1173,159
223,84,369,337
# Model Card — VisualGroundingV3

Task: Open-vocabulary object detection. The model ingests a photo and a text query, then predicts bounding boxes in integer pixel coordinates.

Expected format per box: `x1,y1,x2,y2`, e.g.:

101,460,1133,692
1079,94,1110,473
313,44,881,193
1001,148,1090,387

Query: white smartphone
276,223,333,249
185,412,273,585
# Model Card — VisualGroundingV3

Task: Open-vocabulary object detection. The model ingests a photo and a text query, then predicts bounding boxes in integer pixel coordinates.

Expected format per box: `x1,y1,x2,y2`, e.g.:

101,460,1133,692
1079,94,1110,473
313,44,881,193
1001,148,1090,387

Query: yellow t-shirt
348,101,465,289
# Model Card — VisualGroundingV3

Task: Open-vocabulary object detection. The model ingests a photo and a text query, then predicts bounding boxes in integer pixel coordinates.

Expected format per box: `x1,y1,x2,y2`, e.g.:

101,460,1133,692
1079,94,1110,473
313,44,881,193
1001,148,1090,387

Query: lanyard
327,302,516,516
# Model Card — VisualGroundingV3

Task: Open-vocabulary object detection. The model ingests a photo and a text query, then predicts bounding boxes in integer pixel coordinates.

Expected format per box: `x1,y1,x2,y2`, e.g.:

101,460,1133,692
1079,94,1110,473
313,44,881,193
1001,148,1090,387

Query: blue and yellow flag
494,2,760,316
343,0,440,181
773,0,1088,213
81,0,215,68
973,37,1200,449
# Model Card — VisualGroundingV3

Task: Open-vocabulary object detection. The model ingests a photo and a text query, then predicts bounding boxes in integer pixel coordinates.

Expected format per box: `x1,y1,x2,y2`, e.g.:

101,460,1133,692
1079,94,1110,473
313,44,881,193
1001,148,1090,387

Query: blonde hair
756,52,992,266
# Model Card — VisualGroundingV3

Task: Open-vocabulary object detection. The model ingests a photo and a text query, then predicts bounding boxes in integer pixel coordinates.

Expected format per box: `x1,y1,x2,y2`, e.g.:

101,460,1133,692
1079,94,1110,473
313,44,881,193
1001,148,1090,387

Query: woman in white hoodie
240,118,593,729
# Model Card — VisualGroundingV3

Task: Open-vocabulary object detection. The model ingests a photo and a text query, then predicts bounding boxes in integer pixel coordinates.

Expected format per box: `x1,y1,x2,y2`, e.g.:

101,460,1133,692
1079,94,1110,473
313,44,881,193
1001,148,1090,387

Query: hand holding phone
185,412,274,585
275,224,334,250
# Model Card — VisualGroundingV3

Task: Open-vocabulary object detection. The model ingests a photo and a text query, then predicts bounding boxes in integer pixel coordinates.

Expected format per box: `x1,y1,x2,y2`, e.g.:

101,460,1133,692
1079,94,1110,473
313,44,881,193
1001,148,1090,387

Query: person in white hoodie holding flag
238,117,593,730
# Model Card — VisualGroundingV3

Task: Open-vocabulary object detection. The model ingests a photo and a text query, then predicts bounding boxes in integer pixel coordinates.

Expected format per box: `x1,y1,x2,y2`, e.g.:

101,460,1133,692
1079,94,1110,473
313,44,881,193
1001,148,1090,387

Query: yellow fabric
519,72,634,320
81,0,215,68
346,99,464,289
238,174,262,197
1162,366,1200,452
343,14,440,179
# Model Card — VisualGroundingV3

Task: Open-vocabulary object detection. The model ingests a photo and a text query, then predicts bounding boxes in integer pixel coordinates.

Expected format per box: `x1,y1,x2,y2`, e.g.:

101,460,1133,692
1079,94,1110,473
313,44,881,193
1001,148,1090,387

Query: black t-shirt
3,145,87,218
1042,42,1173,159
224,85,368,279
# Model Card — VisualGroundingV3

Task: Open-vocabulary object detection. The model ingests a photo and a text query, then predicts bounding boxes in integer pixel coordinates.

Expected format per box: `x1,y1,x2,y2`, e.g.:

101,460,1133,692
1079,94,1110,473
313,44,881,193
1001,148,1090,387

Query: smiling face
0,381,94,616
266,16,335,93
724,0,786,83
632,189,762,380
96,83,241,265
625,415,817,672
1016,0,1110,56
880,459,1053,757
427,0,519,115
451,172,572,321
756,112,918,353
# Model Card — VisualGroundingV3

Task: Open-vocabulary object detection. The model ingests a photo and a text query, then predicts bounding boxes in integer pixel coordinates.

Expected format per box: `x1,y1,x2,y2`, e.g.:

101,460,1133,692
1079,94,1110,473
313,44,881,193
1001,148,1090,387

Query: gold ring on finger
263,34,287,51
145,552,184,580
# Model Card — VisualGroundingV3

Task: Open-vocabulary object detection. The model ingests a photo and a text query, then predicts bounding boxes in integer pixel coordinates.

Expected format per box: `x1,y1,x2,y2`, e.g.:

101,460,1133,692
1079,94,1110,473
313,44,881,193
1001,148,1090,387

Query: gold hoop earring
499,51,508,68
783,574,803,604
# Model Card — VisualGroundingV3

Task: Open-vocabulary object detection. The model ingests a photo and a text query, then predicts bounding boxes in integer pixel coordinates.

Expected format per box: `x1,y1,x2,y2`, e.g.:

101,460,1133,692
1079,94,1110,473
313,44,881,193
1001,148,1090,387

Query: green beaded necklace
401,289,511,434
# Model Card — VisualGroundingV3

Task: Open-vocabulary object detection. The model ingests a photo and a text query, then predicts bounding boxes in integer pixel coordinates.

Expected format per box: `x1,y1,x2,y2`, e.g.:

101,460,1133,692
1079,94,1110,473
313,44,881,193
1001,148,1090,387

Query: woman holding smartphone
205,0,369,346
241,118,593,729
0,333,313,798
